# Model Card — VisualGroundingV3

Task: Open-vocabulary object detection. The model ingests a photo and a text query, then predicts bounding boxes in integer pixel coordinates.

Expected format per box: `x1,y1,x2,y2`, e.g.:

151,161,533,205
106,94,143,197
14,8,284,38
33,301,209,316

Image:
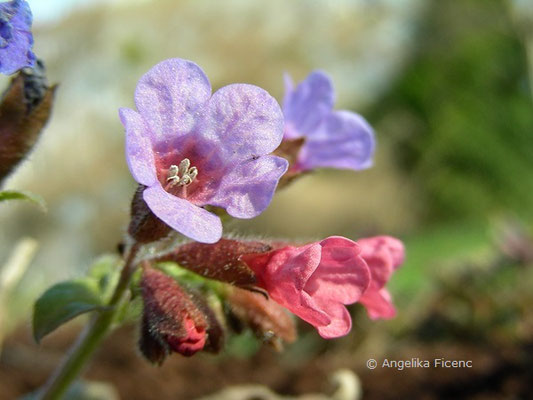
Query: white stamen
166,158,198,187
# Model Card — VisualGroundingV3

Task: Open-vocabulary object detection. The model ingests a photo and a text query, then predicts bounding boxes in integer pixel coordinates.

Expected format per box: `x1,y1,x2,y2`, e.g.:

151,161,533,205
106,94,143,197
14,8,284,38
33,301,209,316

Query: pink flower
242,236,370,339
357,236,405,320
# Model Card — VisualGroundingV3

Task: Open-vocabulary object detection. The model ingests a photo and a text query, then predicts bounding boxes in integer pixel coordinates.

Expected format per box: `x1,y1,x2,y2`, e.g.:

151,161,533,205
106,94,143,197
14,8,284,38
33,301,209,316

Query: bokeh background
1,0,533,398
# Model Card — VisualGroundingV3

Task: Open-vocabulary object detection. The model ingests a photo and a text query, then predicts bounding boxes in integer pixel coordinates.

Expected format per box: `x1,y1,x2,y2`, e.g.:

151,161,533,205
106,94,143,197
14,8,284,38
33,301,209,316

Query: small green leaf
0,190,46,211
33,278,106,342
114,295,143,325
87,254,122,301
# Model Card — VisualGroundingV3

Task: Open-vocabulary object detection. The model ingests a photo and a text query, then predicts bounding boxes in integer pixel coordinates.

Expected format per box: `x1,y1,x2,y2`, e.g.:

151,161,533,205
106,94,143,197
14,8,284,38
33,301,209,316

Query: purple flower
283,71,375,172
120,58,288,244
0,0,35,75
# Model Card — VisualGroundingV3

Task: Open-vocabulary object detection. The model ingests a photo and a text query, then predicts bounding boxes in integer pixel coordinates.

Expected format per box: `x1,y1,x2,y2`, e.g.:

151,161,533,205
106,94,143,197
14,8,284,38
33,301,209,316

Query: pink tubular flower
357,236,405,320
120,58,288,243
242,236,370,339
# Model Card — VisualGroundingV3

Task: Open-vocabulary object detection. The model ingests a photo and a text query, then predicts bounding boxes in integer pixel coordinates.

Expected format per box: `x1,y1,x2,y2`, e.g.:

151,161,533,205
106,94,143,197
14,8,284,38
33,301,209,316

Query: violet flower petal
0,0,35,75
134,58,211,144
200,84,284,163
120,108,158,186
299,110,374,171
143,185,222,244
283,71,334,137
207,155,288,218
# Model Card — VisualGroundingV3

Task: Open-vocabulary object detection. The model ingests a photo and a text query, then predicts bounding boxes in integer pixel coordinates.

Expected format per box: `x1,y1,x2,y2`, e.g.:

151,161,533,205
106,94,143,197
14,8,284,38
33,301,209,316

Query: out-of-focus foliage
372,0,533,223
32,254,120,342
0,190,46,210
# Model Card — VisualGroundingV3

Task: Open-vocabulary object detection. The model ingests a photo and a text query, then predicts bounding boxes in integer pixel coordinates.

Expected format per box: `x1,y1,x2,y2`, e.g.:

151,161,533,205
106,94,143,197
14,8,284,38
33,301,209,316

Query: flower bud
139,265,222,363
0,61,56,184
128,184,172,243
227,287,296,350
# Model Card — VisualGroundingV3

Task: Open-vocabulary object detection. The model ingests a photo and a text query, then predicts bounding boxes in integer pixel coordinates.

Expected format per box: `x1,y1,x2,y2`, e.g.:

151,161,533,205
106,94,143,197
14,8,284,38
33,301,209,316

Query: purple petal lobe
143,185,222,244
200,84,284,162
120,108,158,186
208,155,288,218
283,71,334,137
134,58,211,144
0,0,35,75
299,110,375,171
282,72,294,122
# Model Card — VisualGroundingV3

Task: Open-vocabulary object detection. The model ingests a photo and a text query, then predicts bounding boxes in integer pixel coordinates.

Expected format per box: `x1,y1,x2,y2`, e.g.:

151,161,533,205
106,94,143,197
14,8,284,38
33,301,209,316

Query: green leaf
87,254,122,302
33,278,106,343
114,295,143,325
156,261,223,292
0,190,46,211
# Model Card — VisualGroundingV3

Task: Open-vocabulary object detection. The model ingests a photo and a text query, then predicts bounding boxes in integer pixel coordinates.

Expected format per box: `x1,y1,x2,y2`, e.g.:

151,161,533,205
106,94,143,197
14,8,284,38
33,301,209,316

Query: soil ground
1,322,532,400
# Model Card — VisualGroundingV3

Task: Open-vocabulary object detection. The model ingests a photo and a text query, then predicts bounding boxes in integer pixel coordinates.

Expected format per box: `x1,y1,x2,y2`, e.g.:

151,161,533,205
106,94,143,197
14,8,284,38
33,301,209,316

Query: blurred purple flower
120,58,287,244
0,0,35,75
283,71,375,172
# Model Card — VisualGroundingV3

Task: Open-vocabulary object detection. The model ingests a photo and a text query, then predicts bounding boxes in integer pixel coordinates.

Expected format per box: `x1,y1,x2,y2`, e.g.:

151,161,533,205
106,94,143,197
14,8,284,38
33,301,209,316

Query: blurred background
1,0,533,398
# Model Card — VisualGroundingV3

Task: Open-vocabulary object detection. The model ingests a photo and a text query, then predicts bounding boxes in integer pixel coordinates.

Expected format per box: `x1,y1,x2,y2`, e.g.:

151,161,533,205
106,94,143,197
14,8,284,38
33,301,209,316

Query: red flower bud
139,265,223,363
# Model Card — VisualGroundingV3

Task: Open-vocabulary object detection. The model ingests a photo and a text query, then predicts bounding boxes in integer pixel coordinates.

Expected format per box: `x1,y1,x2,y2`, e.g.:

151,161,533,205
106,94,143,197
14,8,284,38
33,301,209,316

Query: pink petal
315,302,352,339
143,185,222,244
256,244,332,328
134,58,211,144
382,236,406,269
279,288,332,328
360,288,397,320
304,237,370,304
357,236,405,290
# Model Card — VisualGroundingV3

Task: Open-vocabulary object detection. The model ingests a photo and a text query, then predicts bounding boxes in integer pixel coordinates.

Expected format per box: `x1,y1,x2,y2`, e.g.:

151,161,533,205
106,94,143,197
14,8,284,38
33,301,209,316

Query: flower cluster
154,236,404,342
120,58,405,361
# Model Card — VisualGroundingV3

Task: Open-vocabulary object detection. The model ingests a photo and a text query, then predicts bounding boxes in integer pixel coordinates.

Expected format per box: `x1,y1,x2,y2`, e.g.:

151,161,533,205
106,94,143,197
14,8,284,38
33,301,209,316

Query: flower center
166,158,198,188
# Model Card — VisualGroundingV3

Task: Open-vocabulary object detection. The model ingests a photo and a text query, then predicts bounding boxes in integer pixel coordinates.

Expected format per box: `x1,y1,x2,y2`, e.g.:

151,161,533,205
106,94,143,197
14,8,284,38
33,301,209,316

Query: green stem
37,244,140,400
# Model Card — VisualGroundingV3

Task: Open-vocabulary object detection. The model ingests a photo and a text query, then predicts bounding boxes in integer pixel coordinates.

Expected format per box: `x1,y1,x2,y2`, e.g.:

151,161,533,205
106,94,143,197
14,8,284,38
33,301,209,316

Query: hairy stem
37,243,140,400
